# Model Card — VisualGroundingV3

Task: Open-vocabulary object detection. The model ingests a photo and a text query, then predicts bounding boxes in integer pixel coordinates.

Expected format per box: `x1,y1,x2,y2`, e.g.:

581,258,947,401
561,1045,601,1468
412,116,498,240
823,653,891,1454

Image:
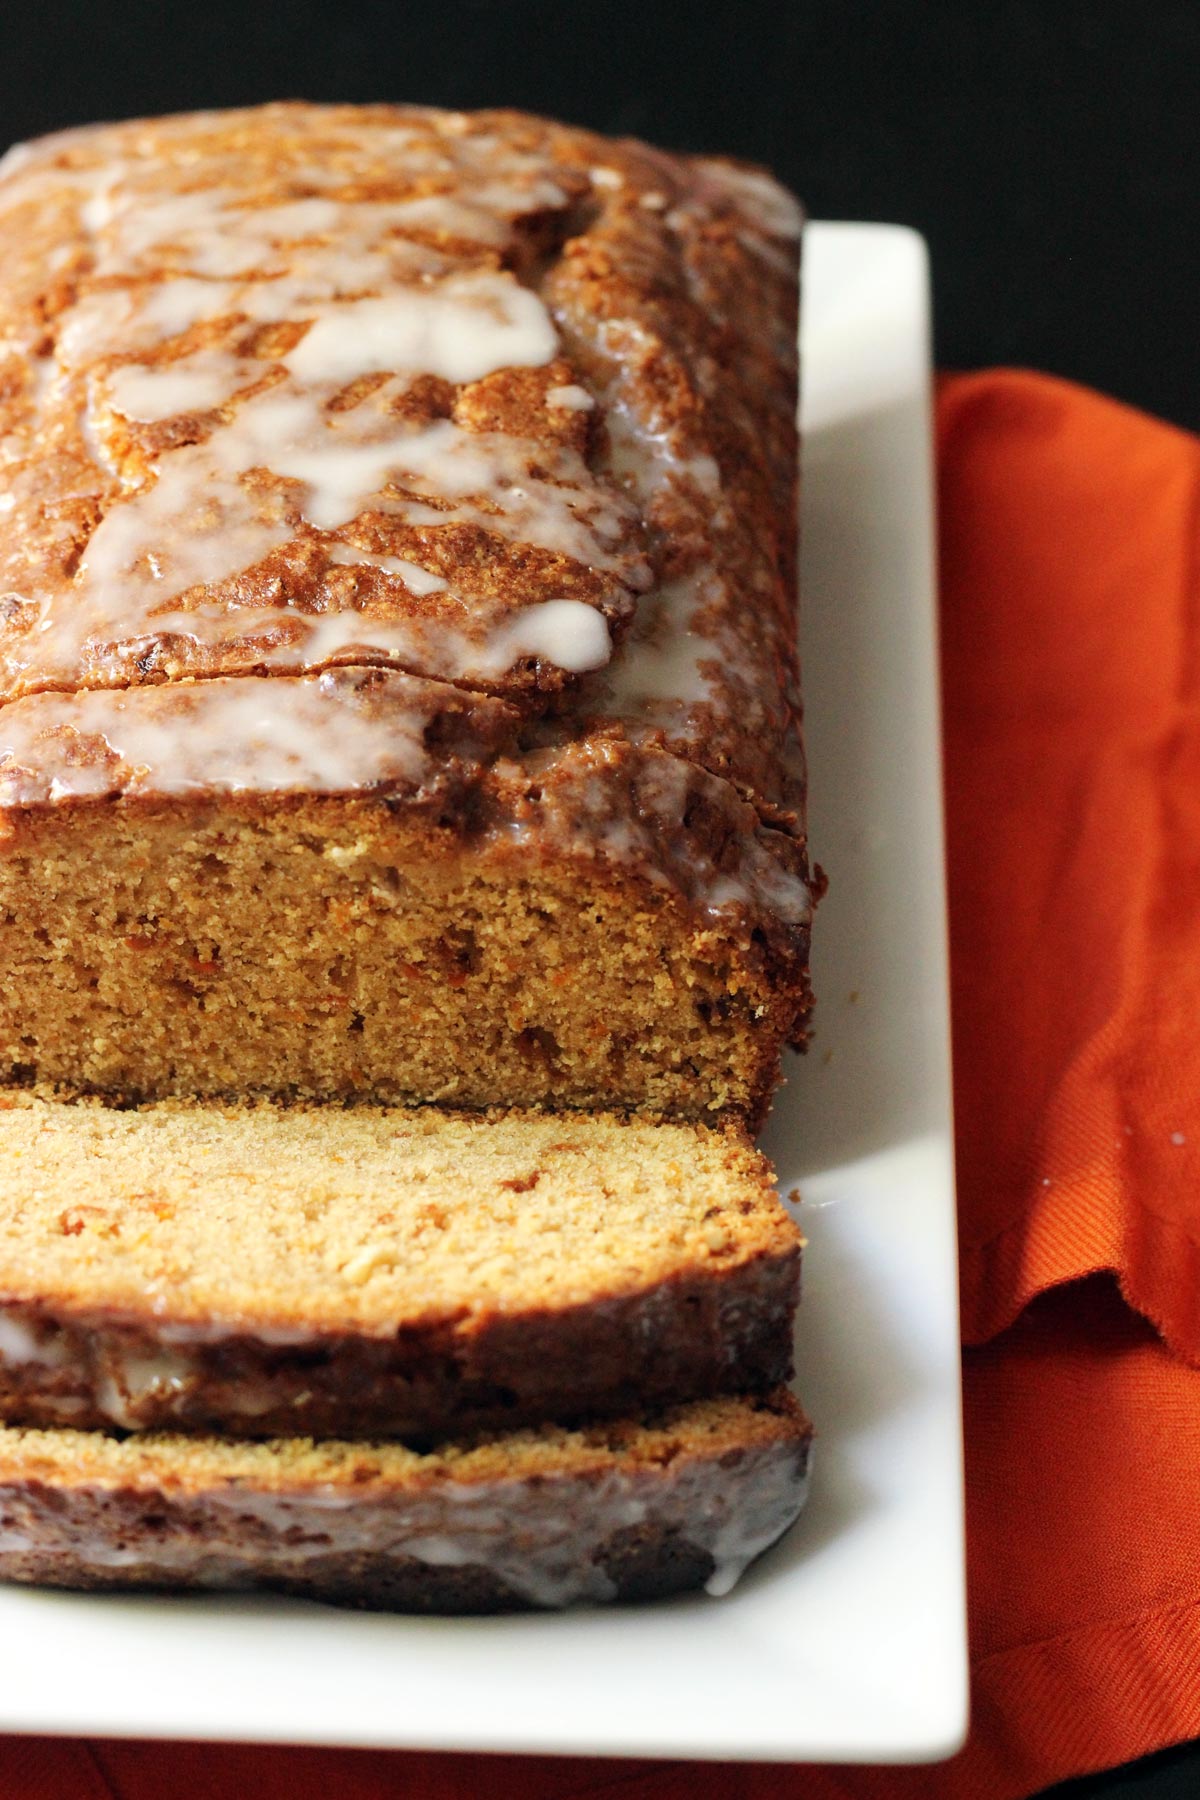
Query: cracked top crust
0,103,808,925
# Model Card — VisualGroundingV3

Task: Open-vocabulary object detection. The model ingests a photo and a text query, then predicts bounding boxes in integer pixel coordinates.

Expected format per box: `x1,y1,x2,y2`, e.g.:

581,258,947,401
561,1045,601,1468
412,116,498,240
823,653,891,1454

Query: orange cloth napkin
6,370,1200,1800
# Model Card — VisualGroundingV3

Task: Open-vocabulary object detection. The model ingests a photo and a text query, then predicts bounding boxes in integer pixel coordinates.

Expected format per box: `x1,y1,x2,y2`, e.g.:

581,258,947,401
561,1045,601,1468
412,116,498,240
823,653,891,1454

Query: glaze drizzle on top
0,104,808,917
0,113,664,700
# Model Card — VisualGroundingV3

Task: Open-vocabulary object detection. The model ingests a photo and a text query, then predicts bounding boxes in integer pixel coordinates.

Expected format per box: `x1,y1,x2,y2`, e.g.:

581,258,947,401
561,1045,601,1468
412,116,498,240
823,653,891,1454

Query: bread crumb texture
0,1089,795,1329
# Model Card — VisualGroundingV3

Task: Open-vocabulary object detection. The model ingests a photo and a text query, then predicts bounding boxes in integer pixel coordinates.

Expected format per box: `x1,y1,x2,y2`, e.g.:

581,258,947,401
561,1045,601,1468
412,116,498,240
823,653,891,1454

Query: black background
1,2,1198,1793
1,0,1198,427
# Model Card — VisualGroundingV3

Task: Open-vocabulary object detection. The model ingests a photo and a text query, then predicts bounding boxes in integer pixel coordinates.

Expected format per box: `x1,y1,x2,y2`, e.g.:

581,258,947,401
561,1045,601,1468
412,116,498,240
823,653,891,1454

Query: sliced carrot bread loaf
0,1389,811,1611
0,100,814,1615
0,1092,801,1440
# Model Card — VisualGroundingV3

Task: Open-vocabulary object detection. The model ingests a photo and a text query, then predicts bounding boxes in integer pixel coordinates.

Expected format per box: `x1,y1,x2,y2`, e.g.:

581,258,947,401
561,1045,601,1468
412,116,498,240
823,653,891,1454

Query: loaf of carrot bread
0,1389,811,1610
0,1091,800,1439
0,103,810,1124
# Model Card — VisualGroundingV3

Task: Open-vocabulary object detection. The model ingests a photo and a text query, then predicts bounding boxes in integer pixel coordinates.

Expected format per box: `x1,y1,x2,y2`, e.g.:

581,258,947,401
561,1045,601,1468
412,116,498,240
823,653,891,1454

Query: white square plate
0,223,966,1763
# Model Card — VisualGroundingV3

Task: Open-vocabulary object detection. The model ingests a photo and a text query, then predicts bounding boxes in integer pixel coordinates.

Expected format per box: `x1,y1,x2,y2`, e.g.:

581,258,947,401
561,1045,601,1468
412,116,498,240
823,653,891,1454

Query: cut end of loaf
0,794,810,1125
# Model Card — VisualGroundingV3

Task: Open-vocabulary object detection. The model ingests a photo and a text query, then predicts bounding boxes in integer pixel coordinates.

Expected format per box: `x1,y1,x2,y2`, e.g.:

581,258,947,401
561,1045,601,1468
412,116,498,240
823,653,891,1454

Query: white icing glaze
104,353,263,421
545,384,595,411
0,140,35,182
261,408,639,568
138,591,610,689
478,600,612,676
704,1455,812,1596
156,1319,319,1348
601,570,721,712
603,386,722,505
0,1312,71,1368
29,1394,89,1419
0,112,805,893
0,1526,173,1569
700,861,810,926
95,1346,194,1429
24,355,58,414
390,560,449,597
396,1534,474,1567
325,544,448,594
468,175,569,213
366,193,510,248
0,673,437,801
282,273,557,386
571,310,795,777
62,281,238,360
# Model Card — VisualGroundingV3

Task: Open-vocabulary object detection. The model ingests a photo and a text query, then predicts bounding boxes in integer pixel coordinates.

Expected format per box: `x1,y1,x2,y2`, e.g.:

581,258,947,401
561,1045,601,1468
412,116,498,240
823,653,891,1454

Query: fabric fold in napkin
941,371,1200,1361
4,370,1200,1800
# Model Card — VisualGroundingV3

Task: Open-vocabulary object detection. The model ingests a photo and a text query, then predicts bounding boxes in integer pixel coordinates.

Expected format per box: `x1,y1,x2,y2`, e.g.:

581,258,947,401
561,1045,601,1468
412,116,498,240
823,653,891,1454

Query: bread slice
0,1389,811,1610
0,1092,800,1440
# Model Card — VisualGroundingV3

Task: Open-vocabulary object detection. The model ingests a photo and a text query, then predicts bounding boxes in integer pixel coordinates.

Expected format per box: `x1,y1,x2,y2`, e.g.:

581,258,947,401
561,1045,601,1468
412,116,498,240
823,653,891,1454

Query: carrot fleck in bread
0,1091,800,1439
0,1389,812,1611
0,103,811,1125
